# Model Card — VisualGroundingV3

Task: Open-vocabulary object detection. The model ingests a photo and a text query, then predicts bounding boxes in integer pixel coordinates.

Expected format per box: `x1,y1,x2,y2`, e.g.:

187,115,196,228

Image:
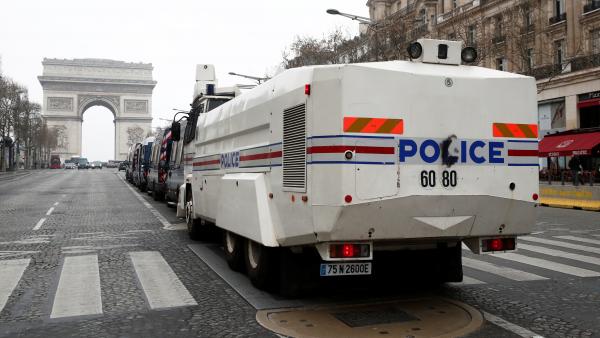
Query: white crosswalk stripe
492,253,600,278
518,243,600,266
521,236,600,255
0,259,30,314
462,257,547,281
130,251,197,309
451,275,486,285
554,235,600,246
51,255,103,318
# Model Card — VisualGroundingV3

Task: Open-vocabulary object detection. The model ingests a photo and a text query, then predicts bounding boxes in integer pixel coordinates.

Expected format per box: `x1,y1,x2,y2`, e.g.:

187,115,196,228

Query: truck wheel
186,201,202,240
440,243,463,283
278,249,304,298
224,231,244,271
245,239,277,291
152,188,163,201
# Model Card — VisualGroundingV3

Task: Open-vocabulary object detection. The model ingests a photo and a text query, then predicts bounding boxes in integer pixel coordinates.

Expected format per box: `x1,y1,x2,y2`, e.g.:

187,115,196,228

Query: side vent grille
283,103,306,191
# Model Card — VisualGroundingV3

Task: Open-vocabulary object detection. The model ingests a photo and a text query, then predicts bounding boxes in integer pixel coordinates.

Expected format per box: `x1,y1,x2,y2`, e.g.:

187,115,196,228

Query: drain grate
333,306,419,328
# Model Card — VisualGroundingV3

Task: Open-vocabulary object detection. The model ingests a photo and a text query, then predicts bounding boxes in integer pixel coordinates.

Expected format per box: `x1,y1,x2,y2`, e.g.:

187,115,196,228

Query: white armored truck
178,39,539,295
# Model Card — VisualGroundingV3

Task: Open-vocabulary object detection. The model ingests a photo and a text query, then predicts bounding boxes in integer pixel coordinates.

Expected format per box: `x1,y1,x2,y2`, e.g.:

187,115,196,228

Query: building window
591,29,600,54
467,25,476,45
524,48,534,71
496,57,507,71
453,0,458,9
440,0,445,13
555,0,565,16
554,39,565,66
525,7,533,27
495,16,503,37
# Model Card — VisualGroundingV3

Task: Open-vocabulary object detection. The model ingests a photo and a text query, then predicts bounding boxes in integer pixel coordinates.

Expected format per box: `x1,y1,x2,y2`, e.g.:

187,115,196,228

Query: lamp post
326,8,381,61
326,8,375,25
228,72,270,85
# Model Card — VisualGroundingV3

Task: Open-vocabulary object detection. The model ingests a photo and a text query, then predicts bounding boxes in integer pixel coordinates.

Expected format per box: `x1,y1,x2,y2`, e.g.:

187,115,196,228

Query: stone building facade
364,0,600,138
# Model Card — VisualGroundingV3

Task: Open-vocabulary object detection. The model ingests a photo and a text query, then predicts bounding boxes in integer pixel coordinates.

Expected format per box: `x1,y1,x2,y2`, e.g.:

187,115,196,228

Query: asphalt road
0,170,599,338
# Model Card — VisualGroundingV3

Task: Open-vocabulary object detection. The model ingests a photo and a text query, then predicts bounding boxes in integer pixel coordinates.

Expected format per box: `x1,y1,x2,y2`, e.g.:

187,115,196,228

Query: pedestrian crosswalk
2,235,600,320
460,234,600,285
0,251,198,320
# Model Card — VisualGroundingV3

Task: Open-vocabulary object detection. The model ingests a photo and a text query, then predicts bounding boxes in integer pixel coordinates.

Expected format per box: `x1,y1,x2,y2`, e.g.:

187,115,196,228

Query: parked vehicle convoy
50,154,61,169
147,129,171,201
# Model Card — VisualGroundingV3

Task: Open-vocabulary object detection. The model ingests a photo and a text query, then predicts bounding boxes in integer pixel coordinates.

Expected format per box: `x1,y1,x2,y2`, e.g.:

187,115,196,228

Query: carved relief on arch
77,95,121,116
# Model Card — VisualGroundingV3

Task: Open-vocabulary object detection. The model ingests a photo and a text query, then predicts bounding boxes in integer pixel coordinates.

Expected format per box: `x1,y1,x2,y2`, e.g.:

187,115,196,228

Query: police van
179,39,539,295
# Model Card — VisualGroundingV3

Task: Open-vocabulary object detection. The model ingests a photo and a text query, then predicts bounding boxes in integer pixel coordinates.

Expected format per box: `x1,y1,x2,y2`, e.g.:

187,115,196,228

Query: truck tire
278,249,304,298
438,243,463,283
245,239,277,291
186,201,202,240
152,187,163,201
223,231,244,271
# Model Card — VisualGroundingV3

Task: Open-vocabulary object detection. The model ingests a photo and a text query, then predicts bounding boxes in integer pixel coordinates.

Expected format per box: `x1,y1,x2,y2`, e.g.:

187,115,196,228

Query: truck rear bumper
311,195,536,243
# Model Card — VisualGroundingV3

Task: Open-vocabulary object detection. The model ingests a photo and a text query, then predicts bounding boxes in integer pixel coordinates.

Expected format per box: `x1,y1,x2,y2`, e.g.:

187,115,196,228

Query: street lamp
228,72,270,85
326,8,375,25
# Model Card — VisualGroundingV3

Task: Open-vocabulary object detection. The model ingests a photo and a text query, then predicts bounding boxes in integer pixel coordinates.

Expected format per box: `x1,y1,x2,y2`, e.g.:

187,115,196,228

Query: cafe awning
539,131,600,157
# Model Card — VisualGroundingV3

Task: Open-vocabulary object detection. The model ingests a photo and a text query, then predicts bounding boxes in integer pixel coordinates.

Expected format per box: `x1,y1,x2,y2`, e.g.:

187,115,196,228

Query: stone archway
38,58,156,161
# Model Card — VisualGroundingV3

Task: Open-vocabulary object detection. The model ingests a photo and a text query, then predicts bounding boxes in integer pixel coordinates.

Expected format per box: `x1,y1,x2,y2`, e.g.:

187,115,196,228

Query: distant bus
50,154,61,169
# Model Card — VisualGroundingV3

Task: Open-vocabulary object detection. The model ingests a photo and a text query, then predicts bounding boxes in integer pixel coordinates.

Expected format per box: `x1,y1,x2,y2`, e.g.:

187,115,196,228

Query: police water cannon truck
177,39,539,295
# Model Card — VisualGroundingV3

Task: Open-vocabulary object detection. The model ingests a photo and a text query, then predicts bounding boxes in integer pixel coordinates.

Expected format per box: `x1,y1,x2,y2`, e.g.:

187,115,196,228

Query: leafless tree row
0,73,57,171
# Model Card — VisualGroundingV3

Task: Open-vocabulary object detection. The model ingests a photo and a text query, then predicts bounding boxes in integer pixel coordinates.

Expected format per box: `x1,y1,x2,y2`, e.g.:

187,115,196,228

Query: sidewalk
0,169,41,182
539,182,600,211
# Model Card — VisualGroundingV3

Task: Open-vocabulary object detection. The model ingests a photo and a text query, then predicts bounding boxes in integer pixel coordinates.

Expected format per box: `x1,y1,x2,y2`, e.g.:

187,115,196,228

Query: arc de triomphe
38,58,156,161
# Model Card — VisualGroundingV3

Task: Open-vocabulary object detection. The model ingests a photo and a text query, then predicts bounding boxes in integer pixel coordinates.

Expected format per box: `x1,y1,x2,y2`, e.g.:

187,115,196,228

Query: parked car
77,158,90,169
118,161,128,171
91,161,103,169
64,161,76,170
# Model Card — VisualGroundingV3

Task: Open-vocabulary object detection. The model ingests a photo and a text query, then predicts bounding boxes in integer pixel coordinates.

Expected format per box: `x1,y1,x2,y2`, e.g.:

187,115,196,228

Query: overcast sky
0,0,367,161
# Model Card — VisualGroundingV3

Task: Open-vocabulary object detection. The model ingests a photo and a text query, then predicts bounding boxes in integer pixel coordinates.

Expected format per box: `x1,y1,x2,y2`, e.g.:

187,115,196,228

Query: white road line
493,253,600,278
32,218,46,231
117,174,174,229
51,255,103,318
450,275,486,285
53,202,59,206
519,244,600,266
0,259,31,313
130,251,197,309
46,207,54,216
521,236,600,255
555,235,600,246
484,311,545,338
462,257,547,281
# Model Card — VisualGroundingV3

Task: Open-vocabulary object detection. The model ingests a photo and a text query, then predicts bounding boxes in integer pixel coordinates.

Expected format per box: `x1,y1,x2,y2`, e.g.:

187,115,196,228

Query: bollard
590,174,594,187
561,171,565,185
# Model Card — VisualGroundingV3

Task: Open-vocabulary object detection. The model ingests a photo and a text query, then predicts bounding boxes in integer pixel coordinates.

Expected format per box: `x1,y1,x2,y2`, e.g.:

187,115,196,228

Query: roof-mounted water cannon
407,39,478,65
194,64,217,99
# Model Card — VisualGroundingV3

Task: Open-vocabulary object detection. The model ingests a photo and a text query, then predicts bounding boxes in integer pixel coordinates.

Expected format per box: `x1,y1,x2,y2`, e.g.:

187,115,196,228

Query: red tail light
482,237,516,252
305,84,311,95
330,243,370,258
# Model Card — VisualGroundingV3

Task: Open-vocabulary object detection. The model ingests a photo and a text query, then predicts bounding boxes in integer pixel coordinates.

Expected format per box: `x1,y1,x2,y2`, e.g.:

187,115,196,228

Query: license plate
320,262,372,277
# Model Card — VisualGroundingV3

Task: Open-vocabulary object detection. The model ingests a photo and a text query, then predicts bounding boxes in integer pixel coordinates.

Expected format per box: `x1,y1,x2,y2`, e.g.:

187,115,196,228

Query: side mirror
171,122,181,141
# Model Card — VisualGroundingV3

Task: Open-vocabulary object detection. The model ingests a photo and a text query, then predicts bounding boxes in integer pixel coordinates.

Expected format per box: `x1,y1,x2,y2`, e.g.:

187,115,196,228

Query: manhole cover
334,306,418,327
256,297,483,338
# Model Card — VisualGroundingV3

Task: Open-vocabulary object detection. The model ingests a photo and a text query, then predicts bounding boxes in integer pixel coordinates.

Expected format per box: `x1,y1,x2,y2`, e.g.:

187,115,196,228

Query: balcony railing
492,35,505,44
525,64,562,79
520,24,535,34
571,53,600,72
584,1,600,13
549,12,567,25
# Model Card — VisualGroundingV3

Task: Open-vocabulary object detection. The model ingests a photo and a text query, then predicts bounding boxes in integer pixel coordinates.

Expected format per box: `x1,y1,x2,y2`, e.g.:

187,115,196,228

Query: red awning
539,131,600,157
578,98,600,109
